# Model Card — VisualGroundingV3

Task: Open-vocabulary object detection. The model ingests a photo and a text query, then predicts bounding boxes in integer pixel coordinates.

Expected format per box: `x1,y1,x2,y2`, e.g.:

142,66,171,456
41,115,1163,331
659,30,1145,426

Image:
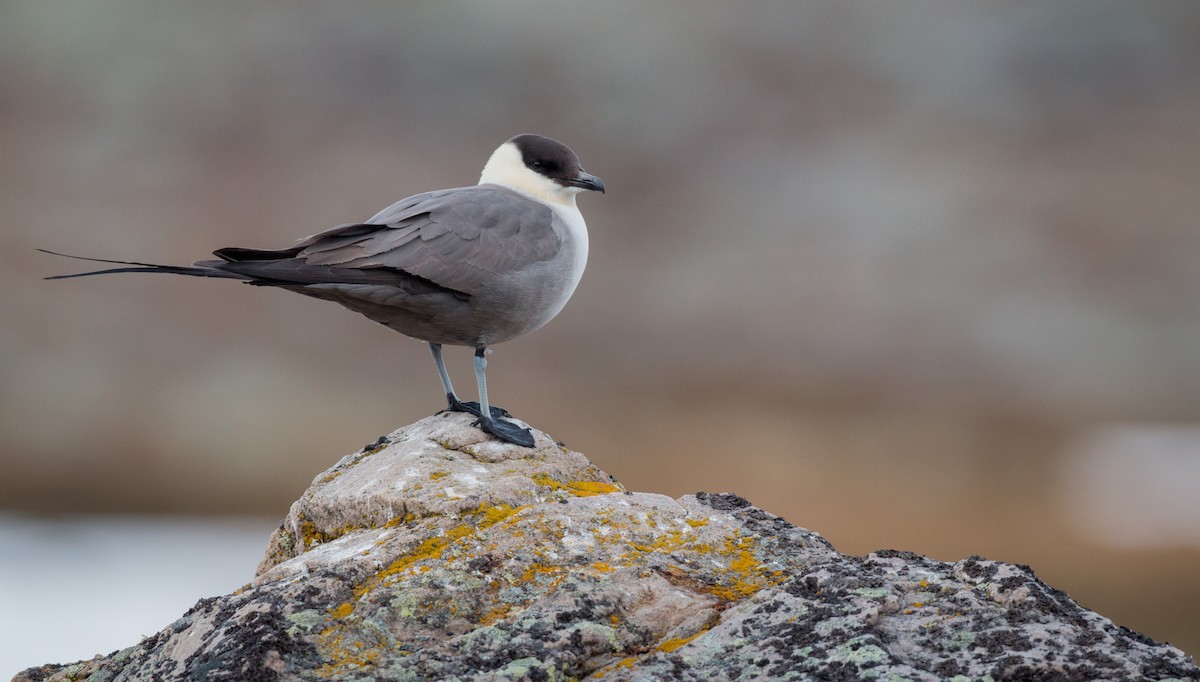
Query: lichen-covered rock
16,413,1199,682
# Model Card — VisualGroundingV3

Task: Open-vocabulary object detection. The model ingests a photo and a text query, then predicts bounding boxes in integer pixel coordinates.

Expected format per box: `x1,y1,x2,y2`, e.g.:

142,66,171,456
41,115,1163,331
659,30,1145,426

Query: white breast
553,203,589,292
531,201,587,325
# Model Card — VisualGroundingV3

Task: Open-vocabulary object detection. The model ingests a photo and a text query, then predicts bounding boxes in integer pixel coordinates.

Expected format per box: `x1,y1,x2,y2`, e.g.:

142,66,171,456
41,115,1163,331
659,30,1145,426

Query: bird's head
479,134,605,206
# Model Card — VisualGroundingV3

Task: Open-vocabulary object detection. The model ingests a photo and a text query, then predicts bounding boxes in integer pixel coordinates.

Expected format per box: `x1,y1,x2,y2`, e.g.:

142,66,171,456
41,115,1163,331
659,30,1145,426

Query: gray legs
427,342,532,446
428,342,460,406
472,347,534,446
473,348,491,424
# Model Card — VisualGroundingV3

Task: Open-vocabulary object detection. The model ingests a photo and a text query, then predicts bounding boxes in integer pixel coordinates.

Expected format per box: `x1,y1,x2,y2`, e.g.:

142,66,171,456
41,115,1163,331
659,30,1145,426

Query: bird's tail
39,249,246,281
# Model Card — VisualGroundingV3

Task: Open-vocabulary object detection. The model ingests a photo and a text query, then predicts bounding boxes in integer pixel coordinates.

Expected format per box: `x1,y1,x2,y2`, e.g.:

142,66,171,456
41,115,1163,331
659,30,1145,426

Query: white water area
0,514,278,677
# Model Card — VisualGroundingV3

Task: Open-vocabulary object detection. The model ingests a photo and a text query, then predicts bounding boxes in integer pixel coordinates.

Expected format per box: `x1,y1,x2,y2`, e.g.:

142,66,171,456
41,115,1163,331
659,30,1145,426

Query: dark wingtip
213,246,304,262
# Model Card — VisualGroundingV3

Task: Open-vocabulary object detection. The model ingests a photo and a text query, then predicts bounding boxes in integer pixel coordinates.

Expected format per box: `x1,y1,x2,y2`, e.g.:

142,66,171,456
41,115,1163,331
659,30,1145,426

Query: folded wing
203,185,561,298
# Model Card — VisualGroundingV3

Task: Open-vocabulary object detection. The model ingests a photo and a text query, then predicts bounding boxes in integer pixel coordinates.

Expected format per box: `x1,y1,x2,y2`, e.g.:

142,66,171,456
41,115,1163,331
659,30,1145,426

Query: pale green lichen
311,502,530,678
108,646,137,665
833,637,888,665
497,657,550,680
286,609,324,637
945,630,976,650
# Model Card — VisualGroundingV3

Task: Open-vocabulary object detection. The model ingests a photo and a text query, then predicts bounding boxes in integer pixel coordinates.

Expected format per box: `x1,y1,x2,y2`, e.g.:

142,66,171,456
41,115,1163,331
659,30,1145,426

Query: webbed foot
475,416,535,447
444,395,510,420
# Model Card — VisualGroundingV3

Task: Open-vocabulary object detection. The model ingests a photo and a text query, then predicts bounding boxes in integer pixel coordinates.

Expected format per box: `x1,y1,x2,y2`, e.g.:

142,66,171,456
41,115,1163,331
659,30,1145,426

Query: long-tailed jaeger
43,134,605,447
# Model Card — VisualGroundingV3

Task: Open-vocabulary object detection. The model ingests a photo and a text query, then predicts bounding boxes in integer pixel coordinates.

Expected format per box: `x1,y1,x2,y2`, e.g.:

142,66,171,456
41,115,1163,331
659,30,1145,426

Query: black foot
475,416,535,447
445,395,509,420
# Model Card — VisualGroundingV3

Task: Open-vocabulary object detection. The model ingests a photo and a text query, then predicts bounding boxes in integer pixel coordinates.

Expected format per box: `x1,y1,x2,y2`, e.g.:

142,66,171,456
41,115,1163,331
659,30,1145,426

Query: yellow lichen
298,519,339,550
295,518,370,551
567,480,623,496
530,473,622,497
685,518,711,528
628,528,687,554
532,473,565,490
328,602,355,619
314,503,530,677
705,534,781,602
353,503,527,601
478,604,512,626
314,629,385,678
429,470,450,481
658,630,705,653
476,502,525,526
383,512,417,529
591,655,639,678
519,562,564,585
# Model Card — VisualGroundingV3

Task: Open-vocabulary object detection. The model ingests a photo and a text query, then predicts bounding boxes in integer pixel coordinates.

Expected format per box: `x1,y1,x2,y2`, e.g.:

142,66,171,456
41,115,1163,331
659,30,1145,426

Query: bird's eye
530,160,543,170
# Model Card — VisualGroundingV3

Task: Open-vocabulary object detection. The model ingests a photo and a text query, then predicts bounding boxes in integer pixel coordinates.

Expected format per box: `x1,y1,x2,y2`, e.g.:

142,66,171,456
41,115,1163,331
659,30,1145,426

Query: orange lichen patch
429,470,450,481
628,528,688,554
705,534,783,602
475,502,526,527
727,537,759,574
531,473,567,490
658,629,706,653
315,503,529,677
590,655,638,679
568,480,623,496
354,503,527,601
519,562,565,585
364,527,469,596
383,512,417,529
298,511,423,553
328,602,355,619
297,518,358,551
478,604,513,626
531,473,622,497
565,509,785,607
314,630,386,678
592,561,614,573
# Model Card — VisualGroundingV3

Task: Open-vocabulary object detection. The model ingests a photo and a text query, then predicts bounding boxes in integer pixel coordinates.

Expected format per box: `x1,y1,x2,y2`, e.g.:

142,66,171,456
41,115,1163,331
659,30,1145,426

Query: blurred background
3,0,1199,672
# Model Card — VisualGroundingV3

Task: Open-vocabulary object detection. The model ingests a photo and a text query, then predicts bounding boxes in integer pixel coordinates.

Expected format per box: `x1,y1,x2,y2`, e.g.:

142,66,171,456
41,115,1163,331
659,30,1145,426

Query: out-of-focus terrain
3,1,1199,662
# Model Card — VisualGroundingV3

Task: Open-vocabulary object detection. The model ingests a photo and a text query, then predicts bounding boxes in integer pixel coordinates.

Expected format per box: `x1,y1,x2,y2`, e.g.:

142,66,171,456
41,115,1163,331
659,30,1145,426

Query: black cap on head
509,134,605,193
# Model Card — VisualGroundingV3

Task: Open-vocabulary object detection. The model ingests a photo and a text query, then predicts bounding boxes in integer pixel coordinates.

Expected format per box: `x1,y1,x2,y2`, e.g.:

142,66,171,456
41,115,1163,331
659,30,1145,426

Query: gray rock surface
16,413,1199,681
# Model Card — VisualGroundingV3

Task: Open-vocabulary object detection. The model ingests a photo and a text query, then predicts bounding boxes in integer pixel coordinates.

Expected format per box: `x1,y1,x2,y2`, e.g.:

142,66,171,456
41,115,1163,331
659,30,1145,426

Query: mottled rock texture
17,413,1199,681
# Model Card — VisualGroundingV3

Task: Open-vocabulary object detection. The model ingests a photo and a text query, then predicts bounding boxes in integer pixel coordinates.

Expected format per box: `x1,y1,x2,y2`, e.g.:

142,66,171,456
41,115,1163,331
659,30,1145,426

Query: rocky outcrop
16,413,1199,681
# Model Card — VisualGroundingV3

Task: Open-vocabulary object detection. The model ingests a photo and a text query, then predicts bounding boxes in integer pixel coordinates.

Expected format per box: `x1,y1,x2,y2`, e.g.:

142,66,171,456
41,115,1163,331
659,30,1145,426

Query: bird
42,133,605,447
